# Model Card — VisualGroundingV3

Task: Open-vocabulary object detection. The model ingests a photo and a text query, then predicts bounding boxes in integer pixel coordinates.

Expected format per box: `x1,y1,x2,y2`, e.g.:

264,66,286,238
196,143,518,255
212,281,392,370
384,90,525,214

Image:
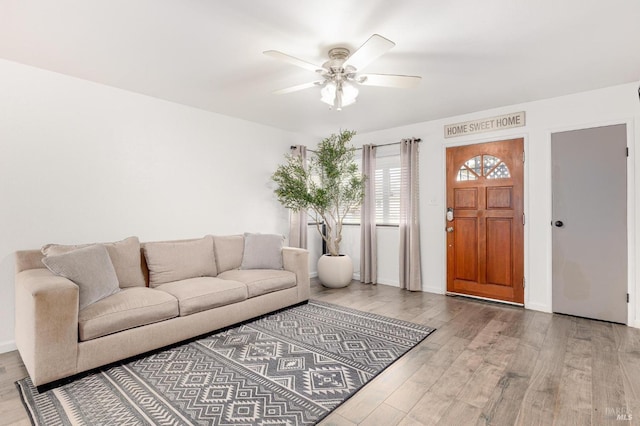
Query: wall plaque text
444,111,526,138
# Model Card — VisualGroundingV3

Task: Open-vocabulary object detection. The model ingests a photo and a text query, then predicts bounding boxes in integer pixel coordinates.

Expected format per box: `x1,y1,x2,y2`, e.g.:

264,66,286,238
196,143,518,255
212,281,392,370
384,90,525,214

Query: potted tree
272,129,366,287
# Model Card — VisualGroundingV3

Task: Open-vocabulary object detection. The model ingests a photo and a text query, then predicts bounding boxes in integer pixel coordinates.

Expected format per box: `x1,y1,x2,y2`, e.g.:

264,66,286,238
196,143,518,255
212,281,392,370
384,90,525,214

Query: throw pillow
42,244,121,310
41,236,145,288
240,233,284,270
143,235,217,287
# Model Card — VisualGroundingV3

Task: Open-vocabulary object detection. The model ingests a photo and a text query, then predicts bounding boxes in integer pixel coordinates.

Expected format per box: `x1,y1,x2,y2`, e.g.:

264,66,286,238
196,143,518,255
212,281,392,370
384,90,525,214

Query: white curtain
360,144,377,284
399,138,421,291
289,145,307,249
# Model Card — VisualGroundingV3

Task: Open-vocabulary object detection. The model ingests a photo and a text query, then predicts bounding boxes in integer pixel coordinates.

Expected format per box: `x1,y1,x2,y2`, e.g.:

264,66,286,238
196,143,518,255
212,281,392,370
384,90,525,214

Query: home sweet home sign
444,111,526,138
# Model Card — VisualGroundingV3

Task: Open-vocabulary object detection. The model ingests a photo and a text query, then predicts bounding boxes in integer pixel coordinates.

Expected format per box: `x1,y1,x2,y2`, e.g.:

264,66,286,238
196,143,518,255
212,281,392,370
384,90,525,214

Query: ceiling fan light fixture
320,81,358,110
341,81,358,106
320,82,336,106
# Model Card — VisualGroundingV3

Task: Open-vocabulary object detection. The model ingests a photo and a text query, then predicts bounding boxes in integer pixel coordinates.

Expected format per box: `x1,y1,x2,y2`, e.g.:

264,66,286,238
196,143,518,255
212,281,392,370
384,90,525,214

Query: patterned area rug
17,300,435,425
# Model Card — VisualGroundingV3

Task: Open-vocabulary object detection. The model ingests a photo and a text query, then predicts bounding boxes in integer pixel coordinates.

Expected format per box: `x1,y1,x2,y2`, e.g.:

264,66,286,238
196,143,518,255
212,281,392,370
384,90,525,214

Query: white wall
340,82,640,327
0,59,313,352
3,60,639,357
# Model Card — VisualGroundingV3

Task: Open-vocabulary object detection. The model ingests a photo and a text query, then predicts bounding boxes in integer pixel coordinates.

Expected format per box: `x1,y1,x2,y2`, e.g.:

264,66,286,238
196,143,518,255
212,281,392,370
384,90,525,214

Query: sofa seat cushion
218,270,296,298
155,277,247,317
79,287,179,341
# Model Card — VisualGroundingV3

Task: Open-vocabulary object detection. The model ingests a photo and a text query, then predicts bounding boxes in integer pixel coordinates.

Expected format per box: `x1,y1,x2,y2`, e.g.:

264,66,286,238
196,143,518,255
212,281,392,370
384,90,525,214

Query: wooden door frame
547,119,636,326
442,133,529,307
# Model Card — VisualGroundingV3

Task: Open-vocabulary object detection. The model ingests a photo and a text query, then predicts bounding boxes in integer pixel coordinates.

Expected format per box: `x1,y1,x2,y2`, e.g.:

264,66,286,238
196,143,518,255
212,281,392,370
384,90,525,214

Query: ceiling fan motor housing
323,47,357,81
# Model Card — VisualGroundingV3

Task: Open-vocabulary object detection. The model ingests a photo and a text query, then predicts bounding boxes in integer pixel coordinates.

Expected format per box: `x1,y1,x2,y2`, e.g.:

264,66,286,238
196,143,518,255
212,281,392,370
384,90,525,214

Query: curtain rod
291,138,421,152
366,138,422,149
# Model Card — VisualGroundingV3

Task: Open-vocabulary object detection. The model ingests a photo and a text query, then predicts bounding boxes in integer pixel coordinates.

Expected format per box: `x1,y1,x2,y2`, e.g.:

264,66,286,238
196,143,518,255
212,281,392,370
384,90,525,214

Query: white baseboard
0,340,16,354
526,302,552,313
351,272,399,287
423,284,445,294
377,278,399,287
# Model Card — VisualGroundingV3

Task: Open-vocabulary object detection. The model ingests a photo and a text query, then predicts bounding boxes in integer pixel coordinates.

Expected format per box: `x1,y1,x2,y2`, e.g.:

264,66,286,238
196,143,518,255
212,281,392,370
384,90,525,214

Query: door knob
446,227,454,233
554,221,564,227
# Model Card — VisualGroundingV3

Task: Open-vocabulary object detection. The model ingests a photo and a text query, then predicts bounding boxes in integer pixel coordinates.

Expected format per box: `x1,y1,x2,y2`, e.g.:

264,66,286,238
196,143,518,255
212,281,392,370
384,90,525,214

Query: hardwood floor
1,280,639,425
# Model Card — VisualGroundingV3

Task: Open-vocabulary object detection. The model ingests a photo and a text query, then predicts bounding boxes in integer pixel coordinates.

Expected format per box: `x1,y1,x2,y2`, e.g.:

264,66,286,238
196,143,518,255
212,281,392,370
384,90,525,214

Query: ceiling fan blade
344,34,395,71
272,81,322,95
263,50,323,73
358,73,422,88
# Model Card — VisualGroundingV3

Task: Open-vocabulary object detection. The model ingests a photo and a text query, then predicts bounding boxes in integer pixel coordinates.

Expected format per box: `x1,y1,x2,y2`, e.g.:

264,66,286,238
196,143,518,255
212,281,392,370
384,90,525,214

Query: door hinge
626,147,629,157
523,278,526,288
627,293,630,303
523,151,525,162
523,213,526,225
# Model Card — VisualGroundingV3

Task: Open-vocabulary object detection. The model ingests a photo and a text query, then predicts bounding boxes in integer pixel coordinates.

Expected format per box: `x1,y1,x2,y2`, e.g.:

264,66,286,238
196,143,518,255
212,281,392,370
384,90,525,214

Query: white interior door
551,124,627,324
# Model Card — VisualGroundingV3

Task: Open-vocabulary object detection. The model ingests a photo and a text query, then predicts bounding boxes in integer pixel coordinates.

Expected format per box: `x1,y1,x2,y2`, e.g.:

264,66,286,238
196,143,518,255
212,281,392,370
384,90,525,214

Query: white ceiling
1,0,639,137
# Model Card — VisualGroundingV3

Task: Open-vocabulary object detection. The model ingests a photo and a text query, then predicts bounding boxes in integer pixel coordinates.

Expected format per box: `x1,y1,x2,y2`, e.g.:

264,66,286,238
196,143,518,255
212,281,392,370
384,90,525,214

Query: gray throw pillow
240,233,284,270
42,244,121,310
41,236,145,288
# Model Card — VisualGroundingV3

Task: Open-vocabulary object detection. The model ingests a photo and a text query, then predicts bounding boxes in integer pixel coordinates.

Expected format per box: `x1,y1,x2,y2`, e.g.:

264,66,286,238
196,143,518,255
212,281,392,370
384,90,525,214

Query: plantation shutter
344,152,401,225
375,155,401,225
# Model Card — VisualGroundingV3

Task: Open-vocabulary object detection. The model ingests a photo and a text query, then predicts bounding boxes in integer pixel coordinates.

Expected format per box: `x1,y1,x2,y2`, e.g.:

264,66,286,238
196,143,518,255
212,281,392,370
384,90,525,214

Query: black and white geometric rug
17,300,435,425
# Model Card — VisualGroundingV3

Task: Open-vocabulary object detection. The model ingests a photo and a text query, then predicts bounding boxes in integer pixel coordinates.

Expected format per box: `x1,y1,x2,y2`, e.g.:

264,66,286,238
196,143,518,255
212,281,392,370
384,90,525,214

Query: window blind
343,154,400,225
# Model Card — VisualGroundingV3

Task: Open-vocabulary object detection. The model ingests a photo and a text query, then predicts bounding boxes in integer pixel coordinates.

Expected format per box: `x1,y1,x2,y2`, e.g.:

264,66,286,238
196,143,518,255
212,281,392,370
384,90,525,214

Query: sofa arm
282,247,310,301
15,268,79,386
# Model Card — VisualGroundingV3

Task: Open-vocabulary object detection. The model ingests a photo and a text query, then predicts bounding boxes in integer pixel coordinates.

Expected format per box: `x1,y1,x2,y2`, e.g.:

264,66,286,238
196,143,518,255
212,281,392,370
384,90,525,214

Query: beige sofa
14,235,309,387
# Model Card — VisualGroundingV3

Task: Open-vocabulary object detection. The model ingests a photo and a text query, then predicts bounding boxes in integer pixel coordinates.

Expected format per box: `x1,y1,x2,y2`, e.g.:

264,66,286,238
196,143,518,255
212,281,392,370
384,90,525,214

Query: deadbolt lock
446,227,454,233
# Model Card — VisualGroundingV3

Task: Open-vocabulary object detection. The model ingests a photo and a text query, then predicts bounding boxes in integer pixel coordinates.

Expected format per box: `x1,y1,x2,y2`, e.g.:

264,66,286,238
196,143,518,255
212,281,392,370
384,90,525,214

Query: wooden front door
446,138,524,304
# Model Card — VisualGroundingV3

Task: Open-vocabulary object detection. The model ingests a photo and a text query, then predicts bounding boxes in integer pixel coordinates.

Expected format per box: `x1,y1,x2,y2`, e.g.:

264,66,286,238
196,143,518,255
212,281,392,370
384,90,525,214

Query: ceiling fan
264,34,421,111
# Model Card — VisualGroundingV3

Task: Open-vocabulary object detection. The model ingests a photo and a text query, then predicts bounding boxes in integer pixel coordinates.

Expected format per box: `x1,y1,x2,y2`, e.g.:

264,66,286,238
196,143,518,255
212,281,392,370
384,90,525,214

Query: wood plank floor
1,280,639,425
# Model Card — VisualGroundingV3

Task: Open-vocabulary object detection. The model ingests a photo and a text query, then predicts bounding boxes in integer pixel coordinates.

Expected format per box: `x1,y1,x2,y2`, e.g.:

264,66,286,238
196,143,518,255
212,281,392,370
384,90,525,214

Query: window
375,155,400,225
343,153,401,226
456,154,510,181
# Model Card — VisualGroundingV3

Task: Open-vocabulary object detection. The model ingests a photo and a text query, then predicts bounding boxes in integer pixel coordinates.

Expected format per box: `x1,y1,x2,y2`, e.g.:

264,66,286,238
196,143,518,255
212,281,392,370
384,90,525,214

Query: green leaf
271,130,366,255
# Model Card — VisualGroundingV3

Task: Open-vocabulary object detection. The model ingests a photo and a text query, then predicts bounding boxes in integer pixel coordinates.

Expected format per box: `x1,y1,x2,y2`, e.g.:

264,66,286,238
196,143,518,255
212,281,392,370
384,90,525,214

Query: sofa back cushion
143,235,217,287
213,235,244,273
41,236,145,288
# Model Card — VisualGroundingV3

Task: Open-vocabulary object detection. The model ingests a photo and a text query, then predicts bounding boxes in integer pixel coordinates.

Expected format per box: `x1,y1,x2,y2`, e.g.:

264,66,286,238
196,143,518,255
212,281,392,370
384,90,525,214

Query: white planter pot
317,254,353,288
